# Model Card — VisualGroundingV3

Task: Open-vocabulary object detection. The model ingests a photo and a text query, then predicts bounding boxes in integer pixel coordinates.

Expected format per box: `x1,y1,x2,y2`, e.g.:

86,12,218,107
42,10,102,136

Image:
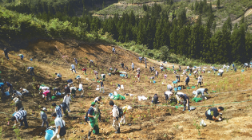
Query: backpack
59,121,66,136
84,111,89,122
85,107,93,122
117,107,123,117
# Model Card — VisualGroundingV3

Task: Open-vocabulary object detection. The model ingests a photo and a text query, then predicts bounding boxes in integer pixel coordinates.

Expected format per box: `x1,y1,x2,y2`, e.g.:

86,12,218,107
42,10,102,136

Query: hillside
1,39,252,139
95,0,252,29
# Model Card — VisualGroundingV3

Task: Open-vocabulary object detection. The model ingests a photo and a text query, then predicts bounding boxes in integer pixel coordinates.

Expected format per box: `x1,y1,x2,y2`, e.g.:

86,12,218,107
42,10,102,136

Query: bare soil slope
0,39,252,140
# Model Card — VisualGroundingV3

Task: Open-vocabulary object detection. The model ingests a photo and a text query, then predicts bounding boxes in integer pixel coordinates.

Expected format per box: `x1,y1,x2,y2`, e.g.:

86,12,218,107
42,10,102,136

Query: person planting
205,107,224,121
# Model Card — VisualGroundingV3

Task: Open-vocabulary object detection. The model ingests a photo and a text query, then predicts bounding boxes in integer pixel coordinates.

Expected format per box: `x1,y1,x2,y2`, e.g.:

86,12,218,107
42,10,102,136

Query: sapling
13,129,21,139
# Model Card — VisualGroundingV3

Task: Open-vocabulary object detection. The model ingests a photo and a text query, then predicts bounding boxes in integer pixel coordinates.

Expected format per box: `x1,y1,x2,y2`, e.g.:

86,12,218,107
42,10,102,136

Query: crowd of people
0,46,245,139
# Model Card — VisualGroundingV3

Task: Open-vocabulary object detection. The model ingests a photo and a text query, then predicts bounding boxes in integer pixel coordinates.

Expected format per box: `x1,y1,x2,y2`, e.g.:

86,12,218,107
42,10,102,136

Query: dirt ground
1,39,252,140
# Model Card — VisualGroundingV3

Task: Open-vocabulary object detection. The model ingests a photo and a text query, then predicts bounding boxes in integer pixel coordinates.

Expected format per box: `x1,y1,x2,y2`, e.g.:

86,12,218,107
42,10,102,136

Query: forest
2,0,252,64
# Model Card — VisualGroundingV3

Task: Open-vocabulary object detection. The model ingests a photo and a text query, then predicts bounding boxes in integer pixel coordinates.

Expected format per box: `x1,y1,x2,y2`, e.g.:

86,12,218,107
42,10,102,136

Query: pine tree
170,24,178,53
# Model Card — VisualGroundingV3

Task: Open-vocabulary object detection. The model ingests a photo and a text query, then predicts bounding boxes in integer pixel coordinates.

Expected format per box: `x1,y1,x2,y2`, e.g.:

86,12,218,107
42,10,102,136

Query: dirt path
232,8,252,23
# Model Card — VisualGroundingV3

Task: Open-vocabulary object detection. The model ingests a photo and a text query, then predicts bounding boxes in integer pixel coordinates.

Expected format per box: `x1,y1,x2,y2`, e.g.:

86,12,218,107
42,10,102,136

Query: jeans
66,103,70,112
183,101,190,111
30,69,34,75
20,115,28,127
41,119,49,128
46,92,51,101
5,54,9,60
72,68,76,73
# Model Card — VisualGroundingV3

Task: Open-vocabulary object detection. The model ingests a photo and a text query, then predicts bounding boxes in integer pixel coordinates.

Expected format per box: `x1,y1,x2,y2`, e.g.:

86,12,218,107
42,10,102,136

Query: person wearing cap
63,92,71,112
82,67,87,74
205,107,224,121
55,73,62,80
51,113,66,140
20,87,29,97
100,80,105,93
87,102,98,139
109,100,120,133
41,107,49,128
179,93,190,111
74,58,78,64
11,109,28,129
193,88,208,100
52,103,62,118
75,75,81,83
27,67,34,75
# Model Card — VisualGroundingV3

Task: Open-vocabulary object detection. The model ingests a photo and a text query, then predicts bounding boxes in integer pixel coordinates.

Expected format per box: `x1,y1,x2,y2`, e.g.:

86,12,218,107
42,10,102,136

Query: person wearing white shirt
109,100,120,133
164,91,173,104
79,83,84,97
167,84,173,91
94,96,102,103
197,75,203,87
175,92,185,104
20,88,29,96
63,93,71,112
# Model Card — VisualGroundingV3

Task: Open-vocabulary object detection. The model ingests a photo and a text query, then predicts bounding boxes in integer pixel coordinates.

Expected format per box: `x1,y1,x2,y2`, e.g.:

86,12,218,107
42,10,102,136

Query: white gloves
57,134,60,139
13,124,16,128
218,118,222,121
94,115,98,119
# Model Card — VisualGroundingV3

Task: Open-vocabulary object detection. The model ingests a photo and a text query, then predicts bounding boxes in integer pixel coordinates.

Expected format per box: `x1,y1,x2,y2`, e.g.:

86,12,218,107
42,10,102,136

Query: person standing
131,62,134,71
63,93,71,112
197,75,203,87
71,64,76,73
14,97,23,112
82,67,87,74
3,47,9,60
52,103,63,118
152,94,159,104
41,107,49,128
50,113,66,140
11,110,28,129
100,80,105,93
185,76,190,87
144,58,147,68
109,100,120,133
87,102,96,139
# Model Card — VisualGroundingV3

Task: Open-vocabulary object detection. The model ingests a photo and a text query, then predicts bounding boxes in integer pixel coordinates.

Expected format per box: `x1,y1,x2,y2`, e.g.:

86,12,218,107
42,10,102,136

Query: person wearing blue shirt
0,82,4,96
179,94,190,111
71,64,76,73
55,73,62,80
19,54,24,60
27,67,34,75
5,82,13,95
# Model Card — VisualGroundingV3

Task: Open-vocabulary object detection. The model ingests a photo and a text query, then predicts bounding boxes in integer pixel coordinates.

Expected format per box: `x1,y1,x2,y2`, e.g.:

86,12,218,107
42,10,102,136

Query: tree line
3,1,252,63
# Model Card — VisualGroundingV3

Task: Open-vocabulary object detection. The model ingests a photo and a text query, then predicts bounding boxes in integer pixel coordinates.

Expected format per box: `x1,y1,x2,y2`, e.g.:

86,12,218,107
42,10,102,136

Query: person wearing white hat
41,107,49,128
